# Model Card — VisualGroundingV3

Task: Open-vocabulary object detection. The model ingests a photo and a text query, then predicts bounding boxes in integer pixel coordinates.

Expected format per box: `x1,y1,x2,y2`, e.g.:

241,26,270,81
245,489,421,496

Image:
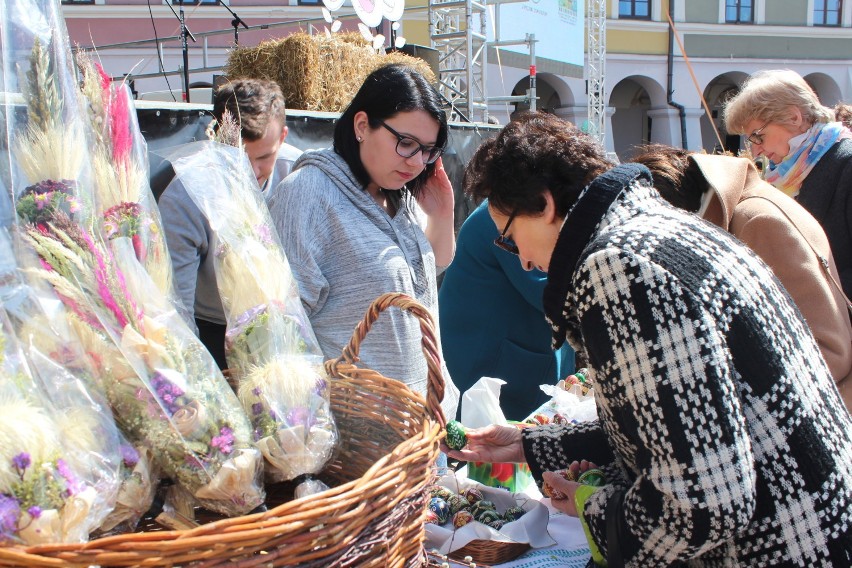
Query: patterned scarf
764,121,852,197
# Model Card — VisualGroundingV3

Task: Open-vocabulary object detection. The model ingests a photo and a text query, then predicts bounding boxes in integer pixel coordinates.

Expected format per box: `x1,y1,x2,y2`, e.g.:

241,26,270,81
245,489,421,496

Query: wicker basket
448,540,531,565
0,293,445,567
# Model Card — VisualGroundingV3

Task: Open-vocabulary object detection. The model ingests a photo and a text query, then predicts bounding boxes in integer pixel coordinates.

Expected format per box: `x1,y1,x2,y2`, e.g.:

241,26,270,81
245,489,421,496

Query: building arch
804,72,843,107
609,75,666,160
701,71,749,154
509,73,574,117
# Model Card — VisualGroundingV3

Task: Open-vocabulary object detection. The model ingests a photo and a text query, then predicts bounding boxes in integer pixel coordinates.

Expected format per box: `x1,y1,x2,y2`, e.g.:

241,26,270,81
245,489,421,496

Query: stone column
683,108,707,152
647,107,683,147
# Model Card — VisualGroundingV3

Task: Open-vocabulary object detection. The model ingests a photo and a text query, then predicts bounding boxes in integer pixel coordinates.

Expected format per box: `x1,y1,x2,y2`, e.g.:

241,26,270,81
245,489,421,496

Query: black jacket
523,164,852,567
798,138,852,297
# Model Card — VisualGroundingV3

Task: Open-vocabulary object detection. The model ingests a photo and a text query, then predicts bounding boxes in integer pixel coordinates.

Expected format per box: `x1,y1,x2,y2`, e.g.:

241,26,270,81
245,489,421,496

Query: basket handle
327,292,446,426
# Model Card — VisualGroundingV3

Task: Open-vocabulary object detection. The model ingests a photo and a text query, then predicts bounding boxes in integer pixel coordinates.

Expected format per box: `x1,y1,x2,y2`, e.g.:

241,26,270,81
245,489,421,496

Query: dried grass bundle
225,32,436,112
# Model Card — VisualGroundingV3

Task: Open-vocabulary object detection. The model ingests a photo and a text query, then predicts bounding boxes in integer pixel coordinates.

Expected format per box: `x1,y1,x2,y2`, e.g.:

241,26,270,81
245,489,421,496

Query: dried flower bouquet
167,128,336,487
6,30,263,516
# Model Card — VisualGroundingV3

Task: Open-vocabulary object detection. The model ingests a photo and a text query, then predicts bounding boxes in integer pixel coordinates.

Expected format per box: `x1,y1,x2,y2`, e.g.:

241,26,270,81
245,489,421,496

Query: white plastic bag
461,377,508,427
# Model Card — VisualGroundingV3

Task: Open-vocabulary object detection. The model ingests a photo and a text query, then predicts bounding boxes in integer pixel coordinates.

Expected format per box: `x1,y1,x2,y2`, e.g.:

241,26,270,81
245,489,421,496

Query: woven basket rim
1,293,445,568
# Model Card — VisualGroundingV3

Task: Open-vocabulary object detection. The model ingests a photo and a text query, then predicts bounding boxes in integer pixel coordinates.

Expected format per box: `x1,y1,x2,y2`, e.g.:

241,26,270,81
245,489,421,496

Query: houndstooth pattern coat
523,164,852,567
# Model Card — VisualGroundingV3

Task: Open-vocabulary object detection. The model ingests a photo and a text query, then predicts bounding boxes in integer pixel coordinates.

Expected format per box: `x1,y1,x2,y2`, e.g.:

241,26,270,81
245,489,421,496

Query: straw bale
224,32,436,113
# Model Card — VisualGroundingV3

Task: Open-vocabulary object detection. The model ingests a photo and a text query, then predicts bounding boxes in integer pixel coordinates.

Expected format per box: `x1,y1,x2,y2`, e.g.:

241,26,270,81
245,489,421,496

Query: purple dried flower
56,459,81,496
27,506,41,519
0,495,20,539
210,426,235,455
34,193,50,210
151,372,185,415
286,407,309,429
12,453,31,472
26,179,76,196
251,402,264,416
252,386,262,397
120,445,139,467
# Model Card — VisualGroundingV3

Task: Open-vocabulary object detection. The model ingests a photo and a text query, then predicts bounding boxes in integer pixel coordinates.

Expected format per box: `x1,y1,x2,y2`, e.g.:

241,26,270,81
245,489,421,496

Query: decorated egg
428,485,456,501
452,509,475,528
461,487,484,505
428,497,451,524
578,468,606,486
552,412,569,425
425,510,441,524
542,468,576,500
446,494,470,515
488,519,506,531
475,509,502,524
444,420,467,450
469,500,496,518
530,413,550,425
503,505,526,522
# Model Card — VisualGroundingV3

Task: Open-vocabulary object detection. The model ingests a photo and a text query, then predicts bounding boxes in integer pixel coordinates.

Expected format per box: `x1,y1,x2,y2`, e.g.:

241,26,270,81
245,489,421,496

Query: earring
357,136,363,142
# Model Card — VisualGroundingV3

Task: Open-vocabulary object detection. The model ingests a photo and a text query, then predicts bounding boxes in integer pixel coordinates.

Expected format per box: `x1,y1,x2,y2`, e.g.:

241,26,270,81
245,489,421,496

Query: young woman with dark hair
266,64,459,419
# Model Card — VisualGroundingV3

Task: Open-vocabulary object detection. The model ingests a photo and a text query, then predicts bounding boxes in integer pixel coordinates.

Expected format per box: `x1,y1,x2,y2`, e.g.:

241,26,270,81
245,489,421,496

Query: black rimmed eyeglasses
378,120,444,165
493,208,519,256
746,122,769,147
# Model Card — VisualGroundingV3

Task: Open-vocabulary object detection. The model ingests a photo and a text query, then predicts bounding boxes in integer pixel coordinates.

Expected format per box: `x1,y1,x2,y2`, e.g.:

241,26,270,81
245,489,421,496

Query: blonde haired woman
724,69,852,297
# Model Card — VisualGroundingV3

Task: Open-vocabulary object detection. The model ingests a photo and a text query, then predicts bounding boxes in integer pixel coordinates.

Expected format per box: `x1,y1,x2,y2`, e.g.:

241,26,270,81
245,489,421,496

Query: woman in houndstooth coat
447,112,852,567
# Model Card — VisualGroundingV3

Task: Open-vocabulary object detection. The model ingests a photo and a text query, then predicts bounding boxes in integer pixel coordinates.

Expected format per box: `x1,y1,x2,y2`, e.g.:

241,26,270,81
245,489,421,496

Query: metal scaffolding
429,0,537,123
586,0,607,146
428,0,488,122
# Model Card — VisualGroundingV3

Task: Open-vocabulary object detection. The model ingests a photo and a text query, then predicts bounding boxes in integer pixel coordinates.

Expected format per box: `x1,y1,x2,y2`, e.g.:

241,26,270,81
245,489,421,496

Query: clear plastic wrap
2,2,264,518
0,302,118,545
165,138,336,488
75,52,175,303
0,227,148,536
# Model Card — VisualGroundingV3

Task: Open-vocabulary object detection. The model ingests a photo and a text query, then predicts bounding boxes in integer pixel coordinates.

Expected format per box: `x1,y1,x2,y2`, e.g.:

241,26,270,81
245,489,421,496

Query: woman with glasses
444,112,852,567
724,69,852,297
266,64,459,420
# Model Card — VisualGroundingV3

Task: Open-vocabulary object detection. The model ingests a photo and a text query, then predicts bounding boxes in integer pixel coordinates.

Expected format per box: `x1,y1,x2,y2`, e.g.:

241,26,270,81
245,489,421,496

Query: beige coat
693,154,852,410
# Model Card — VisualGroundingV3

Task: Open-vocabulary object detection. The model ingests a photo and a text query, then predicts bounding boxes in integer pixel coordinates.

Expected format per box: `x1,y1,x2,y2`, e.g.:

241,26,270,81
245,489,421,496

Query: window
725,0,753,23
171,0,219,5
61,0,95,4
619,1,650,19
298,0,322,4
814,0,842,26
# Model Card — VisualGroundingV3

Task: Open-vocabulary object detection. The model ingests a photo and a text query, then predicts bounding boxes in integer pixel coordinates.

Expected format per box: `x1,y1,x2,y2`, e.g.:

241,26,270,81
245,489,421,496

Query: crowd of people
158,65,851,566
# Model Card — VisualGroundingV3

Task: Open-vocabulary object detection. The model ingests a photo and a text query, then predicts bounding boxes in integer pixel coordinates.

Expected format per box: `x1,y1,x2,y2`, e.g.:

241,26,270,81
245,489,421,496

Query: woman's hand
416,157,454,219
543,460,598,517
440,424,525,464
417,158,455,266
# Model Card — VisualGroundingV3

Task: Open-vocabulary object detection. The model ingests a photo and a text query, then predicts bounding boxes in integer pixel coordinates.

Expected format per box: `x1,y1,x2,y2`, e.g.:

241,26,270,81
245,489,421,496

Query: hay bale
224,32,437,113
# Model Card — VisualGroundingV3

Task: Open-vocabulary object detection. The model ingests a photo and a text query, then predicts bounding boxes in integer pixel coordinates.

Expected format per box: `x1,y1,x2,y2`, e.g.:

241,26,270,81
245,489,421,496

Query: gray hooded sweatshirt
266,149,459,420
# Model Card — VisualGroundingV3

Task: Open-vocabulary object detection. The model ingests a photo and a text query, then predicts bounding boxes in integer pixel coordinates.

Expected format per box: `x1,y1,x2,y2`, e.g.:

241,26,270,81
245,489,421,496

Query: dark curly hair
628,144,709,213
463,112,613,218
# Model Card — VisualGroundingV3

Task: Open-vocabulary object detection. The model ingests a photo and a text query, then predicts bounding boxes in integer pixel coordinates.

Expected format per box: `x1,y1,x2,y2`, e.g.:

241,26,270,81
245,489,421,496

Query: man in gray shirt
158,78,301,368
